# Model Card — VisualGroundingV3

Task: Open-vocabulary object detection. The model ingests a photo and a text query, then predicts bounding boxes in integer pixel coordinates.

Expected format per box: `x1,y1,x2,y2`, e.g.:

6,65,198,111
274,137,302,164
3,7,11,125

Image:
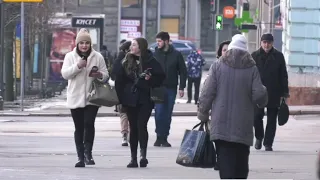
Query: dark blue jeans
154,88,177,137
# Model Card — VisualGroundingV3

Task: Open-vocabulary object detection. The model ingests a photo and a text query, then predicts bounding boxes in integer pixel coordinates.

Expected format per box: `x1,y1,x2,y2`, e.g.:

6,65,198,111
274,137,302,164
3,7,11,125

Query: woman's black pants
70,105,99,159
126,103,153,158
215,140,250,179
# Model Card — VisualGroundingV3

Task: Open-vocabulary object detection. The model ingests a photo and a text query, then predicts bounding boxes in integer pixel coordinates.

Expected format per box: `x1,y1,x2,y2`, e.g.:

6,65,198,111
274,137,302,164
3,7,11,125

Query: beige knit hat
75,28,91,44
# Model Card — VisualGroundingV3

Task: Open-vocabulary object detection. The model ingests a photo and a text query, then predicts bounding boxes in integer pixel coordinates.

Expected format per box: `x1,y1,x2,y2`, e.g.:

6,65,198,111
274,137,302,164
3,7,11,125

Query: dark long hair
216,40,231,58
119,41,131,53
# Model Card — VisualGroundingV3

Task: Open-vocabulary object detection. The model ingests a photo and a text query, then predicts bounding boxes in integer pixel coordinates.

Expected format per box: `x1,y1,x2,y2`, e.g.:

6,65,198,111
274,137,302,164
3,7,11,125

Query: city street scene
0,0,320,179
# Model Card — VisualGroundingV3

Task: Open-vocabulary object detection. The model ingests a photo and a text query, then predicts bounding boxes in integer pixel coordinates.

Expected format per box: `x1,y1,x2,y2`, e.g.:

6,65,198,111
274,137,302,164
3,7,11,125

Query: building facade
281,0,320,105
63,0,241,52
283,0,320,75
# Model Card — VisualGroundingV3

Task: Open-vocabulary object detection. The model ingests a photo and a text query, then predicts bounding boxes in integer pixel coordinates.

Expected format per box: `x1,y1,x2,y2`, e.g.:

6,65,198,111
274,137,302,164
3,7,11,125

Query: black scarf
76,46,92,60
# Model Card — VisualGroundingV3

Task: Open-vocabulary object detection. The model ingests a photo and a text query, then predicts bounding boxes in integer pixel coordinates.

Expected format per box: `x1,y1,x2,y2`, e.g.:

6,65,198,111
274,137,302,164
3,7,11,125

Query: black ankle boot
84,143,95,165
75,157,85,167
127,157,138,168
84,153,95,165
127,151,138,168
75,144,85,167
139,148,148,167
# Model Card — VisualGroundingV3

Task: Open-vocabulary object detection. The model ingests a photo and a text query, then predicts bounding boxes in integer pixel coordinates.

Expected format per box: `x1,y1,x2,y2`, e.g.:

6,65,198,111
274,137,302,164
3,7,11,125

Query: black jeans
254,107,279,147
187,77,201,103
215,140,250,179
126,103,153,157
70,105,99,158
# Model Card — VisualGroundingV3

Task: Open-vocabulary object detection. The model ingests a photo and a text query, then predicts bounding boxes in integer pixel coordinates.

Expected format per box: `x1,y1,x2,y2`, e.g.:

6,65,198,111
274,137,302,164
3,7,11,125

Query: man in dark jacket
252,33,289,151
153,32,187,147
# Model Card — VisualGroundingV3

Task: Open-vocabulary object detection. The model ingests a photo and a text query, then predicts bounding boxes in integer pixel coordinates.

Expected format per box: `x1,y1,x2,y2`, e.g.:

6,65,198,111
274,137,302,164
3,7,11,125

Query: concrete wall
103,0,119,52
185,0,201,48
161,0,181,16
146,0,158,42
282,0,320,87
179,0,186,38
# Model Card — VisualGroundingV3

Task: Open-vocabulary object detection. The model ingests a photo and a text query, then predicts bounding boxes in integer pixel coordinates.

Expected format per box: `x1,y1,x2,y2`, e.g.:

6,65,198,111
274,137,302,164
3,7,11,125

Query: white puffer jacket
61,48,109,109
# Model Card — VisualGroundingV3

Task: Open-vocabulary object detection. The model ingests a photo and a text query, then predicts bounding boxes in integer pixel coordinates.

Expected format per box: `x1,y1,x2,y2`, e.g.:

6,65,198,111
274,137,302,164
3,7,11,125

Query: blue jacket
187,51,205,78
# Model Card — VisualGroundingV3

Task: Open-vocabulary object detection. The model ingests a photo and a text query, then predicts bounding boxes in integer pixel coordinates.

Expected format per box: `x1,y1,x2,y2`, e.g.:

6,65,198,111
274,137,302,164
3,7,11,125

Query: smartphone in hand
89,66,98,77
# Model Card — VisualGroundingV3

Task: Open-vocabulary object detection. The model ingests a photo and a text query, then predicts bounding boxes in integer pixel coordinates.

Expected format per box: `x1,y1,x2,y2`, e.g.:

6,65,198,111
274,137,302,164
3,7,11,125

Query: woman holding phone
61,28,109,168
115,38,165,168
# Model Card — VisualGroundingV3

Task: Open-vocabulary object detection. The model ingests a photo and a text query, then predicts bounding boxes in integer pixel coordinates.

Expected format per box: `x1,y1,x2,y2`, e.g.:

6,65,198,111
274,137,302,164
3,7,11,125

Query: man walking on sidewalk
252,33,289,151
153,32,187,147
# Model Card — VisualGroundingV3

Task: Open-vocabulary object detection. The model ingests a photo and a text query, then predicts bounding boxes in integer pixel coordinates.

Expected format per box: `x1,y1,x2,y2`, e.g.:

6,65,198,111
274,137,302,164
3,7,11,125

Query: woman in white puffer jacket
61,28,109,168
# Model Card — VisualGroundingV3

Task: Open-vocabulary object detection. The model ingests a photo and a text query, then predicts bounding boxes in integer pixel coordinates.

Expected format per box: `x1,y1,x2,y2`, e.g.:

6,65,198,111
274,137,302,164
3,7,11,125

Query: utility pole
0,1,4,99
61,0,65,12
236,0,241,19
268,0,273,33
142,0,146,38
20,2,25,111
258,0,263,48
215,0,220,50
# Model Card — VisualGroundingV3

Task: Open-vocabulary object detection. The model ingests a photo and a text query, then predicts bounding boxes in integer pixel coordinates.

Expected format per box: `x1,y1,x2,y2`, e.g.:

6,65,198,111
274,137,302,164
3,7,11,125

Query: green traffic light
215,15,223,30
216,22,222,30
217,15,222,22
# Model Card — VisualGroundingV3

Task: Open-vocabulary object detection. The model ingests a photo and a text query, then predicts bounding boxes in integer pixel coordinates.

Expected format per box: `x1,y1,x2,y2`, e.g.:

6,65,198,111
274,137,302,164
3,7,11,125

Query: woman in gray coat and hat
197,34,268,179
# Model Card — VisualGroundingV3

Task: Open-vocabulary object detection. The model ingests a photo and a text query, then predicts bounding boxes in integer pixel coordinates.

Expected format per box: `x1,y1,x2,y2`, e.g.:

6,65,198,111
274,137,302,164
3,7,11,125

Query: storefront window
122,0,142,8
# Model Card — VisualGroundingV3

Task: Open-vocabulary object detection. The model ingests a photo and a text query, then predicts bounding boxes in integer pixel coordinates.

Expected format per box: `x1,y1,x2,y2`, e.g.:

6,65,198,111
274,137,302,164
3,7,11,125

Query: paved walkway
0,116,318,179
3,88,320,116
1,100,320,116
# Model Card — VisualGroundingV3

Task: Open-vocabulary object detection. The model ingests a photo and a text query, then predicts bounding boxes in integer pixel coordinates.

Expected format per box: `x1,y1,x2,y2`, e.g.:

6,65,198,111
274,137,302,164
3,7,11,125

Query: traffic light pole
0,1,4,99
20,2,25,111
268,0,273,33
215,0,220,51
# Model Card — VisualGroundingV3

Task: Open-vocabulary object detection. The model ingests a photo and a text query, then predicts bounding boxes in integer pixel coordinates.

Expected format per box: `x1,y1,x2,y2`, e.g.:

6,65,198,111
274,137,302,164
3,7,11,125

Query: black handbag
176,122,216,168
150,86,166,103
278,98,289,126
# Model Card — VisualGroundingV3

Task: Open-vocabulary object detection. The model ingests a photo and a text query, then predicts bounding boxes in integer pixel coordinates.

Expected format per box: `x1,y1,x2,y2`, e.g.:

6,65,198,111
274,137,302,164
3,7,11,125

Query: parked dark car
149,40,202,60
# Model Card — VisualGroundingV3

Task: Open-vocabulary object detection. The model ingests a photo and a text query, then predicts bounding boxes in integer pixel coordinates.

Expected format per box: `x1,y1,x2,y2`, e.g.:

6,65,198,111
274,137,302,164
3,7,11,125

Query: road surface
0,115,318,179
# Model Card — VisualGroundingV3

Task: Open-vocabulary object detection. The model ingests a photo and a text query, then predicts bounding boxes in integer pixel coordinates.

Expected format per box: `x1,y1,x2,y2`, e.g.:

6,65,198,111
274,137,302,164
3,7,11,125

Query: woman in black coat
111,41,132,146
111,41,132,81
115,37,165,168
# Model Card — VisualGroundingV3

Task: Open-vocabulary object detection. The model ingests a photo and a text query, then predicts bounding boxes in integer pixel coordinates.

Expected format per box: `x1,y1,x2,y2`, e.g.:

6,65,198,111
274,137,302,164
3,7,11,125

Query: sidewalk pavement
0,116,318,179
1,99,320,116
2,90,320,116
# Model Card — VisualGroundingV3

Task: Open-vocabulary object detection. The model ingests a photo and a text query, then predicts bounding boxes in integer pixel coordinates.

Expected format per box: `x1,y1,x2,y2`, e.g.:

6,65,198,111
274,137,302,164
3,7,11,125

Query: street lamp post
0,1,5,110
215,0,220,49
20,2,25,111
